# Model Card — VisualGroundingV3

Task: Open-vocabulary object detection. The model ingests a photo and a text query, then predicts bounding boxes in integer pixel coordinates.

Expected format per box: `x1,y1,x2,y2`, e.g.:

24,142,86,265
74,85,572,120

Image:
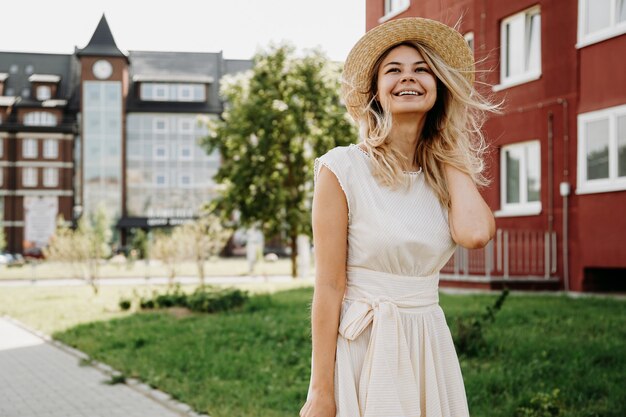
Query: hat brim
342,17,474,120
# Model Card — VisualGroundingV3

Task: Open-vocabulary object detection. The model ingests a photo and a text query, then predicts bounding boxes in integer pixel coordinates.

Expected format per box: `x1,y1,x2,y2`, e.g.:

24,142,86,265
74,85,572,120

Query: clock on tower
92,59,113,80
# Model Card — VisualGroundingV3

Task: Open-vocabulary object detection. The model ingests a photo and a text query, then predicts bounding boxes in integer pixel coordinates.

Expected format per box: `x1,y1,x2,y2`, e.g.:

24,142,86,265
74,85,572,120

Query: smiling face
375,44,438,117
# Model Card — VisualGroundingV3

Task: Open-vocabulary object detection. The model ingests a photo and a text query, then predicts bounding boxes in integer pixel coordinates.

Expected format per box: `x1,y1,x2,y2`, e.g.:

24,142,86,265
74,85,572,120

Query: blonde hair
352,41,498,208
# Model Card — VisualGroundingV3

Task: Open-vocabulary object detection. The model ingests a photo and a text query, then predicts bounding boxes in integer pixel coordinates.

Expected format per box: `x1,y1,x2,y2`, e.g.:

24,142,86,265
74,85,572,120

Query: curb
1,315,211,417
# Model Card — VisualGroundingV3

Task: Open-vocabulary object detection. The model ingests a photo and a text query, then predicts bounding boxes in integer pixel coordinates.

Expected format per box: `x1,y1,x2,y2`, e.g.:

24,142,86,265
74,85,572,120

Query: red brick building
367,0,626,291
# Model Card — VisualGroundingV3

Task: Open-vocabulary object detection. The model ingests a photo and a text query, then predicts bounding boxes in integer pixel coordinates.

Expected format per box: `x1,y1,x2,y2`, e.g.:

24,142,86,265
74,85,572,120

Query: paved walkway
0,274,308,287
0,317,205,417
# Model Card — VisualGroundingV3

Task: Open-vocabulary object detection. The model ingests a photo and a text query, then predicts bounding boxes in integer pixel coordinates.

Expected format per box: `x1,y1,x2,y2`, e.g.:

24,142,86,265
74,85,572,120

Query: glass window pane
526,142,541,202
586,119,610,180
526,13,541,73
505,16,525,78
586,0,611,34
506,148,521,203
618,115,626,177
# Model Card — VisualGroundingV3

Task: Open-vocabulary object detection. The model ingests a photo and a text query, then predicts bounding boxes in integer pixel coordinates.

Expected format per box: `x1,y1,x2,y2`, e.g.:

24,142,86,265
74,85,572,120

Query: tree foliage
201,44,356,277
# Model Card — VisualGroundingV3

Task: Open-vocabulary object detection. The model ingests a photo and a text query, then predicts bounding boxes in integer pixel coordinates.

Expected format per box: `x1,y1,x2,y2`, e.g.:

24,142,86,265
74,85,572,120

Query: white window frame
178,84,194,102
43,139,58,159
495,6,542,91
380,0,410,23
155,173,168,187
179,172,192,188
180,144,193,161
22,167,38,187
153,84,168,101
43,168,58,187
22,138,38,158
496,140,542,217
577,0,626,48
24,111,57,126
154,144,168,160
179,118,194,134
36,85,52,101
464,32,475,55
577,103,626,194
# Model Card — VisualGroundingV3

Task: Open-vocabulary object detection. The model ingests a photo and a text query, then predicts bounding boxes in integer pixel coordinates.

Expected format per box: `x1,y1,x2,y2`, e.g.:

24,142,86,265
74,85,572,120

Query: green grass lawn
2,286,625,417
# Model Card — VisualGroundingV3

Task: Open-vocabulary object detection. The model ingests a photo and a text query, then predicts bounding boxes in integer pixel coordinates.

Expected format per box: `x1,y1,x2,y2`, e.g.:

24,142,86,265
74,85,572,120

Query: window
578,0,626,47
382,0,410,21
577,104,626,194
24,112,57,126
499,6,541,88
498,140,541,216
9,65,18,74
25,65,34,74
464,32,475,54
43,139,58,159
180,145,193,160
23,168,38,187
154,84,168,100
43,168,58,187
23,138,38,158
178,84,193,101
36,85,52,101
154,145,168,160
179,173,192,187
155,173,168,187
140,83,206,102
154,118,168,133
22,88,30,98
179,118,194,133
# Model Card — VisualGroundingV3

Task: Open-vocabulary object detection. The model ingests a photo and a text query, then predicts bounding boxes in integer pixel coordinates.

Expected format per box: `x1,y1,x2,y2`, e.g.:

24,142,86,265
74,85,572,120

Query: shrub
516,389,563,417
129,285,249,314
118,299,132,311
454,289,509,357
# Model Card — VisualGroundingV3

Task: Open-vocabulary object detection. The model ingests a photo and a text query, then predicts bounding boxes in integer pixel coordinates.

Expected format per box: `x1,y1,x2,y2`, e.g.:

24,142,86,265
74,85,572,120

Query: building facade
367,0,626,291
0,15,251,254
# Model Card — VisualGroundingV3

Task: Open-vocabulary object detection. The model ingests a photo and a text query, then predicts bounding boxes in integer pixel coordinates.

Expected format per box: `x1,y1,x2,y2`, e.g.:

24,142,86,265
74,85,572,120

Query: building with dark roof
0,14,252,253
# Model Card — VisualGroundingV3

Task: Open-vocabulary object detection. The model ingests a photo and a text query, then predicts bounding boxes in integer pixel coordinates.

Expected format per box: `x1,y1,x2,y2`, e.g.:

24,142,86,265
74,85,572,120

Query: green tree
201,44,356,277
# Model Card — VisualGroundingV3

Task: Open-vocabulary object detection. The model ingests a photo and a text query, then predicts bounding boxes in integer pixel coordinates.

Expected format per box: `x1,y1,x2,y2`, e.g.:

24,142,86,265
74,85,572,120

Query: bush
129,285,249,314
454,289,509,357
118,299,132,311
516,389,563,417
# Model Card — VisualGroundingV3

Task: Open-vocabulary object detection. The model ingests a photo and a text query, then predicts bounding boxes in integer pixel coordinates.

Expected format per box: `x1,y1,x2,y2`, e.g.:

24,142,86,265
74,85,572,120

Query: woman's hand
299,389,336,417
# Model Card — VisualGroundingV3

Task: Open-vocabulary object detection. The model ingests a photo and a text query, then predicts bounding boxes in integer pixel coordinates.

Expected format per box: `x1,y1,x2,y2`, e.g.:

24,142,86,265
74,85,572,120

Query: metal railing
441,229,558,280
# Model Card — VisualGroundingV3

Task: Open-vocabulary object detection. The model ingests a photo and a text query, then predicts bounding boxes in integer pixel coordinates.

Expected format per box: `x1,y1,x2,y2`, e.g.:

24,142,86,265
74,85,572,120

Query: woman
300,17,497,417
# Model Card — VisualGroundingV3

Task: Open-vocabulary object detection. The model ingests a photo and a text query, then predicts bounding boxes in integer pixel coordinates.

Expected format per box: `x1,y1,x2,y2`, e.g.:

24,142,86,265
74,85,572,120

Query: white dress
311,144,470,417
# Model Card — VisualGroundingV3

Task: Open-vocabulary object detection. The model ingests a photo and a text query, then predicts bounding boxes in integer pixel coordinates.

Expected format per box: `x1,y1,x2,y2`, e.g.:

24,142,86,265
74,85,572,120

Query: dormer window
24,111,57,126
139,82,206,102
37,85,52,101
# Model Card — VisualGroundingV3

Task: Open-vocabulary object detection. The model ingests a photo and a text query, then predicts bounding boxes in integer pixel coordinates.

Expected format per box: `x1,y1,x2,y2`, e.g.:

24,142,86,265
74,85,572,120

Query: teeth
397,91,421,96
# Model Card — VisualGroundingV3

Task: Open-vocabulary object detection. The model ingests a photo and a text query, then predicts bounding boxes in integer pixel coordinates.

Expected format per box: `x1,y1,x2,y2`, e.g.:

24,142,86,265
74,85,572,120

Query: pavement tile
0,317,189,417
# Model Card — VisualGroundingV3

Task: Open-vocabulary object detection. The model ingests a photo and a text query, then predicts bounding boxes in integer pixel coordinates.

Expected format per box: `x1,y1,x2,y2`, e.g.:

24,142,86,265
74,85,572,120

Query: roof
0,52,74,102
77,14,127,60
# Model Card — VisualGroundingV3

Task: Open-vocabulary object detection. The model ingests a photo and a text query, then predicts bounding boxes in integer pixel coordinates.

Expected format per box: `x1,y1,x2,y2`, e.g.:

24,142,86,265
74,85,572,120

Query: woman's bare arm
300,165,348,417
445,165,495,249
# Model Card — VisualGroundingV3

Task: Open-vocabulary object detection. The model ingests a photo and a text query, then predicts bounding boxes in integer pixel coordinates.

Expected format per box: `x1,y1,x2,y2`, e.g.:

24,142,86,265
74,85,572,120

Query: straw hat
342,17,474,120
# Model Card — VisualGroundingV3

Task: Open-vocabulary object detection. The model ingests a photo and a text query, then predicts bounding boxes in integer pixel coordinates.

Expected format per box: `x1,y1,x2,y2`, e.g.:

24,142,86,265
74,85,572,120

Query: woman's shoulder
318,143,365,165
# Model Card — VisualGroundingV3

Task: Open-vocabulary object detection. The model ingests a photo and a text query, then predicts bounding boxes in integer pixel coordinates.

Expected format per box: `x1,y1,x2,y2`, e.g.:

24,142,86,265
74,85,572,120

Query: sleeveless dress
311,144,470,417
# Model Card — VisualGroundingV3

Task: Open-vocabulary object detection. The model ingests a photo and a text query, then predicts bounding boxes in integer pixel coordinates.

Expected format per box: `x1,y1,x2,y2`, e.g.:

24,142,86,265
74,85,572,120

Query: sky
0,0,365,62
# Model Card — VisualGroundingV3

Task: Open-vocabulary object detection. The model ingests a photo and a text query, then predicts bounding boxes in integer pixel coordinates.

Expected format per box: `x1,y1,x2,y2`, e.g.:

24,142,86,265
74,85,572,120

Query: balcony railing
441,229,558,280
